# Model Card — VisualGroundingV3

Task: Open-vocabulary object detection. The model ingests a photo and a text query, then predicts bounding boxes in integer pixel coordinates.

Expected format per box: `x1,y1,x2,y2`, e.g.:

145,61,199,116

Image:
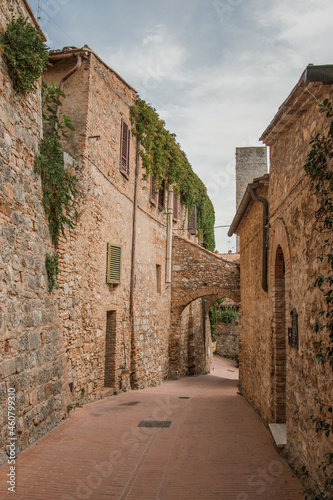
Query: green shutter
106,244,122,284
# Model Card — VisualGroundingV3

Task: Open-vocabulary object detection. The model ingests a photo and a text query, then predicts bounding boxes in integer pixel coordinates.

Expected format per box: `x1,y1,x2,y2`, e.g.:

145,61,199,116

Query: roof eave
228,174,269,237
260,64,333,146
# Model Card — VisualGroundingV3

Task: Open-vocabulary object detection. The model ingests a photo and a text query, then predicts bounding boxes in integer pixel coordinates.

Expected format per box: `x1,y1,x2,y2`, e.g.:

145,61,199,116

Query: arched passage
169,291,240,379
170,236,240,379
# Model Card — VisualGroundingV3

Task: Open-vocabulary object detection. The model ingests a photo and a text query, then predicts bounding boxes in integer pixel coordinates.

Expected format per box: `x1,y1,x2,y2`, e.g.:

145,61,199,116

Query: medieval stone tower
235,147,268,251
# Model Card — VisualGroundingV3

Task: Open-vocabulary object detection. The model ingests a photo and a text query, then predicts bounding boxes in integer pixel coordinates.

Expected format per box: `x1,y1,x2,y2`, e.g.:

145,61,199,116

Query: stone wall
0,0,67,465
215,322,239,358
235,78,333,488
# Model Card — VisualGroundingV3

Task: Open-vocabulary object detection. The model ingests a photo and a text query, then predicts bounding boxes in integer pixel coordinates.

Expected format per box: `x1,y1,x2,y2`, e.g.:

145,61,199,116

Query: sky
29,0,333,252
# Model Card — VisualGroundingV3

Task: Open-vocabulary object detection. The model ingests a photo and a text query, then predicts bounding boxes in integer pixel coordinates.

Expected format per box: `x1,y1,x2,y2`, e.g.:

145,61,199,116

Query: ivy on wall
130,97,215,251
35,81,77,292
302,97,333,500
0,16,49,94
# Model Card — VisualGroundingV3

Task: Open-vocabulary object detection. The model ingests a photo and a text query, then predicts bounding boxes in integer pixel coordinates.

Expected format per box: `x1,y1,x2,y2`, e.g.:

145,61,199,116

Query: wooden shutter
106,244,122,284
173,192,178,222
158,180,166,211
120,119,130,178
150,176,157,205
188,205,197,235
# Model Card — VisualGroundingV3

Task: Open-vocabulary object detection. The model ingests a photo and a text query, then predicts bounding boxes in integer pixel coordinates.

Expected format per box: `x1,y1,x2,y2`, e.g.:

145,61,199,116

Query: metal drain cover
138,420,172,428
179,397,190,399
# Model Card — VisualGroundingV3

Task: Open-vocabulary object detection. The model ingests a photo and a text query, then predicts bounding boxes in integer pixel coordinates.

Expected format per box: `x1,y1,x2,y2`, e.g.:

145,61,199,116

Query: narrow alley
0,356,303,500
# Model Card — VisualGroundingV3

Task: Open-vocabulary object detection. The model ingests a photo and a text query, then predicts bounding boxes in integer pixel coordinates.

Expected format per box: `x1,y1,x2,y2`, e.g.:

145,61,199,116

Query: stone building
0,0,240,464
228,66,333,489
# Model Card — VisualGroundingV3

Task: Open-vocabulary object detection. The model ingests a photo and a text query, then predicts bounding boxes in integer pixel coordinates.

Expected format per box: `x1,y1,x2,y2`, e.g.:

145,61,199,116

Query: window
150,175,157,205
120,119,130,178
156,264,162,293
188,205,197,235
158,180,166,211
173,192,178,222
106,244,122,284
105,311,117,387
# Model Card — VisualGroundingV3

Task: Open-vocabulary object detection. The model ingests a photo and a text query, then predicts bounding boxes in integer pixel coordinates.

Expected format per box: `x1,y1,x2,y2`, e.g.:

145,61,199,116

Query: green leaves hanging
130,97,215,251
0,16,49,94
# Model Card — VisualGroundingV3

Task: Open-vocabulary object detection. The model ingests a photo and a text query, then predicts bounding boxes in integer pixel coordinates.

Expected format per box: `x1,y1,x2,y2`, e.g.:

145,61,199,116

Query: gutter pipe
48,52,84,131
166,186,174,284
129,139,141,386
249,182,269,293
228,181,269,292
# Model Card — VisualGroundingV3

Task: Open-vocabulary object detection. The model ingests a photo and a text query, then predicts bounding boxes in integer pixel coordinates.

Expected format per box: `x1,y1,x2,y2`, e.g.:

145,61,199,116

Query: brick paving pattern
0,356,303,499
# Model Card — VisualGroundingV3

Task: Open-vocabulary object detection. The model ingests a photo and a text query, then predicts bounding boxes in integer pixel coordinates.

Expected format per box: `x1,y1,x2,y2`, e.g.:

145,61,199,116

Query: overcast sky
29,0,333,252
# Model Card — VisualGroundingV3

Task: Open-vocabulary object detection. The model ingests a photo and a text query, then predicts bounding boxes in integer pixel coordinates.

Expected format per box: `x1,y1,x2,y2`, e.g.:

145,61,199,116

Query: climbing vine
0,16,49,94
35,81,77,292
302,97,333,499
45,252,59,293
130,97,215,251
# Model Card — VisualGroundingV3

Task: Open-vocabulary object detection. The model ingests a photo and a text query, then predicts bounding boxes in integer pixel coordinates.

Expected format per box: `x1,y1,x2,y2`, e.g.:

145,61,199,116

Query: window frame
119,118,130,179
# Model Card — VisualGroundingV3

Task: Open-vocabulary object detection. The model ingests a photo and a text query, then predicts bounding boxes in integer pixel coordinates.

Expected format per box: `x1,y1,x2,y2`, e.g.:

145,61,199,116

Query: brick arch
269,218,291,283
269,218,291,423
169,236,240,378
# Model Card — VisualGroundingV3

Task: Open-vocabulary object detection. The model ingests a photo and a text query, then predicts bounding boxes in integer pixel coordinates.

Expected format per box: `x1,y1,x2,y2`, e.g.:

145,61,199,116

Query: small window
150,176,157,205
156,264,162,293
173,192,178,222
120,119,130,178
188,205,197,235
106,244,122,284
158,180,166,211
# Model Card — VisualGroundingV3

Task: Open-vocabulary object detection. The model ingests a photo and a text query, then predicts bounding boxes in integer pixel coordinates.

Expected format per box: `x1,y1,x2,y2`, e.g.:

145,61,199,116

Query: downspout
130,138,141,385
166,185,174,284
249,181,269,293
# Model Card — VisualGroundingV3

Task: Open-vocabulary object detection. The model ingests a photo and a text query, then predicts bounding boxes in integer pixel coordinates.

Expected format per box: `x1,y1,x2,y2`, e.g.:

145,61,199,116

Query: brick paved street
0,356,303,499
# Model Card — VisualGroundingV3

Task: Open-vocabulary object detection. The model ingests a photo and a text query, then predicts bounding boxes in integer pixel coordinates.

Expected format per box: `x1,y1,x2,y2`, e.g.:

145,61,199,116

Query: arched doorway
273,245,286,423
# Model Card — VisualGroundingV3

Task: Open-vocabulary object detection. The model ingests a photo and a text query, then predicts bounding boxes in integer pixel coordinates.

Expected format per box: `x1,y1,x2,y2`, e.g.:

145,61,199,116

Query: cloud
106,24,188,96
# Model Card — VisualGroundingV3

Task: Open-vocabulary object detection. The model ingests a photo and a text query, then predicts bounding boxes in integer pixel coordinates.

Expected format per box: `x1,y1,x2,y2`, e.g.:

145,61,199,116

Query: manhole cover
138,420,172,428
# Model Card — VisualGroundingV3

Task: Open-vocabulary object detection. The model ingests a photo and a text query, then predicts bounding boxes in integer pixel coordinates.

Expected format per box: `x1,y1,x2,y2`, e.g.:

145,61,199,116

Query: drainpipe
166,185,174,284
130,139,141,385
48,53,83,131
249,182,269,293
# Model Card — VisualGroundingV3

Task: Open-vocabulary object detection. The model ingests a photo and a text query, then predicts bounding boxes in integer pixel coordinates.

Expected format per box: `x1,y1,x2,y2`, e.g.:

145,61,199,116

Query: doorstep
269,423,287,448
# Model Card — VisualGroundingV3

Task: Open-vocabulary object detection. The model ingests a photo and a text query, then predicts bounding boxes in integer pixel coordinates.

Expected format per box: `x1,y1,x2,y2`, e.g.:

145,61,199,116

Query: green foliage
35,82,77,246
302,97,333,500
304,97,333,368
209,303,217,341
45,252,59,292
0,16,49,94
217,306,238,324
130,97,215,251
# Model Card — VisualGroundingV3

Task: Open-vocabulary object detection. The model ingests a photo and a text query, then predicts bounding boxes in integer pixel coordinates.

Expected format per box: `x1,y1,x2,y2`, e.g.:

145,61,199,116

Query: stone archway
169,235,240,379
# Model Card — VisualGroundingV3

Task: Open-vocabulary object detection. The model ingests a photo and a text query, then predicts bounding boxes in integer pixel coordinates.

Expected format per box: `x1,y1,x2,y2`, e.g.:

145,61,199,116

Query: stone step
269,423,287,448
101,387,116,399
